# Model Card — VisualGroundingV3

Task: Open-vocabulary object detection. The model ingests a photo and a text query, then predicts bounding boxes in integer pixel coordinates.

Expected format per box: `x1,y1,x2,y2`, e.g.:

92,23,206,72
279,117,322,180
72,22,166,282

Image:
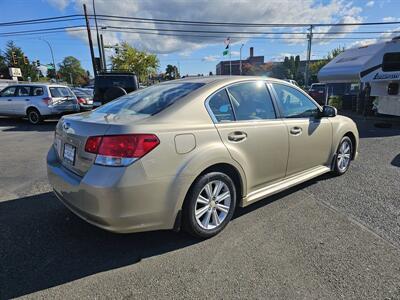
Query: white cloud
202,55,220,62
46,0,70,10
48,0,363,54
366,1,375,7
347,26,400,48
383,16,399,22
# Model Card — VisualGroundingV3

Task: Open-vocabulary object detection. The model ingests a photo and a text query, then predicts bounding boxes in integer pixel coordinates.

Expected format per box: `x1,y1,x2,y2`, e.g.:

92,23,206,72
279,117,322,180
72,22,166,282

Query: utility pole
229,45,232,76
83,4,97,76
92,0,103,71
100,34,106,70
239,43,244,75
305,25,313,87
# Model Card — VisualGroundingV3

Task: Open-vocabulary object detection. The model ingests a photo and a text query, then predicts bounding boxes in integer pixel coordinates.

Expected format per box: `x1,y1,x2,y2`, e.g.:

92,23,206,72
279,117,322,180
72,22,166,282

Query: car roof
4,83,70,88
161,75,289,86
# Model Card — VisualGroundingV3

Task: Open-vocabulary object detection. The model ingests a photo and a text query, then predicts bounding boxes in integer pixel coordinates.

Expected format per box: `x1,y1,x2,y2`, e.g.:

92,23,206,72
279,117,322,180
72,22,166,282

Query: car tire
182,172,236,239
27,108,43,125
333,136,353,175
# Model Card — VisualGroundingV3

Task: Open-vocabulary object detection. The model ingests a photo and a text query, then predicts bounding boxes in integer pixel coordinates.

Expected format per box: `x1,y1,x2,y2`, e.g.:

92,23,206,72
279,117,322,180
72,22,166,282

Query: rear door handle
290,127,302,135
228,131,247,142
7,99,12,101
25,99,30,101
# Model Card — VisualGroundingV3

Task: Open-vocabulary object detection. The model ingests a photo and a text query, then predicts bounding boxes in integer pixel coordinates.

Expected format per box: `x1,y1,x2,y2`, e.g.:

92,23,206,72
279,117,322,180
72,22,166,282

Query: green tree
58,56,88,86
309,46,345,83
165,64,179,80
0,50,7,79
4,41,38,81
111,42,159,82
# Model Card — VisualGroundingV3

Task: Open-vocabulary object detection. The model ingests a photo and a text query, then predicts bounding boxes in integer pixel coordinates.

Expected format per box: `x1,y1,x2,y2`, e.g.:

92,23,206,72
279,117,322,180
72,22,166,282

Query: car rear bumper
46,146,178,233
42,104,80,116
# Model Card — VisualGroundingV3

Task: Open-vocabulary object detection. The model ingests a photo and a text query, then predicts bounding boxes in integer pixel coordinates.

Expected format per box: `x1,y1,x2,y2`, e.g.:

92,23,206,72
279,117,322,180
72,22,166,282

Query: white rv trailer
318,37,400,116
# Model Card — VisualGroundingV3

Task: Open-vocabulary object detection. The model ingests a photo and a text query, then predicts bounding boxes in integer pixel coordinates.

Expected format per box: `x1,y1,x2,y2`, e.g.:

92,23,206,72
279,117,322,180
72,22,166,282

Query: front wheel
333,136,353,175
182,172,236,239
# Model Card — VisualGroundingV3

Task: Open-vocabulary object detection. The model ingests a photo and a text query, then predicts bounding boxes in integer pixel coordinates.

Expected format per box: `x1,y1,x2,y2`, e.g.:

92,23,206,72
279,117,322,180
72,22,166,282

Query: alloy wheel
337,140,351,172
195,180,231,230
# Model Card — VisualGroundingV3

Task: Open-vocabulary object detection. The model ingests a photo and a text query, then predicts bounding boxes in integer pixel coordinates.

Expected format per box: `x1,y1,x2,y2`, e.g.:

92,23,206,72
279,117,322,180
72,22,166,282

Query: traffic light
11,51,18,65
115,47,119,54
23,56,29,65
36,60,40,67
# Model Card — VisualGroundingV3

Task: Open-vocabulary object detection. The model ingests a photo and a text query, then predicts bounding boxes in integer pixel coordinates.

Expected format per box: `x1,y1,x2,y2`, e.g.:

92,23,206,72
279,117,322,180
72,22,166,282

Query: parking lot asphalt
0,116,399,299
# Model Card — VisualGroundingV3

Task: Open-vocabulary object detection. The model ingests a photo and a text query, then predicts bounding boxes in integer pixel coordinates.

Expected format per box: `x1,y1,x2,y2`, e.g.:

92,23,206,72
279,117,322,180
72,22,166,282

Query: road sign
9,67,22,77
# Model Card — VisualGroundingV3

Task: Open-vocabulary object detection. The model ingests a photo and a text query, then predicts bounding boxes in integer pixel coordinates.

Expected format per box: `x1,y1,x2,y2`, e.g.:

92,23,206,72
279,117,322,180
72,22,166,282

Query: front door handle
290,127,302,135
25,99,30,101
228,131,247,142
7,99,12,101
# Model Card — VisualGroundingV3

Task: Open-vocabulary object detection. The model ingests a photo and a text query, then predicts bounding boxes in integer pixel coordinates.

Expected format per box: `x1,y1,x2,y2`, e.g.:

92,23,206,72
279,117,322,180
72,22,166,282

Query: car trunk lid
54,111,149,176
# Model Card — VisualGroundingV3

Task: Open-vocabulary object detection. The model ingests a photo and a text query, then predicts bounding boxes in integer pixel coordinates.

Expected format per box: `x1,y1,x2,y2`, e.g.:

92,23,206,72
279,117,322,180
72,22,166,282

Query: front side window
1,86,16,97
272,83,319,118
17,86,31,97
226,81,276,121
96,82,204,116
208,89,235,122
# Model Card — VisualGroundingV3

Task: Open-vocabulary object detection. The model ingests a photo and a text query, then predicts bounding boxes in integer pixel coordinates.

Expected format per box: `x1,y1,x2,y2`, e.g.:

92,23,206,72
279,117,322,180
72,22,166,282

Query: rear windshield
49,87,74,98
95,82,205,115
95,76,137,89
311,84,325,91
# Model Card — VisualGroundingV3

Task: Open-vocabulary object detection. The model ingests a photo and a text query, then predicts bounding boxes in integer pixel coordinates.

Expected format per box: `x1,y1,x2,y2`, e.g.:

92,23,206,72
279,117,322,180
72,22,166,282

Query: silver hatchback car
47,76,359,238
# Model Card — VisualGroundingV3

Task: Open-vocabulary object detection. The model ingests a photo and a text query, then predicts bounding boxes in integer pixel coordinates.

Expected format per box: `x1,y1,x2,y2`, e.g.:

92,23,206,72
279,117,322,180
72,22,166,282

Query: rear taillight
77,97,87,104
85,134,160,166
42,97,53,105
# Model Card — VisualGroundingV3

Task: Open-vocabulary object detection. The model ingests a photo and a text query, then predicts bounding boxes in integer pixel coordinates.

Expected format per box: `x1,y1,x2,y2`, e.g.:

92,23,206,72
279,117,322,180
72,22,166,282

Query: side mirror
320,105,337,118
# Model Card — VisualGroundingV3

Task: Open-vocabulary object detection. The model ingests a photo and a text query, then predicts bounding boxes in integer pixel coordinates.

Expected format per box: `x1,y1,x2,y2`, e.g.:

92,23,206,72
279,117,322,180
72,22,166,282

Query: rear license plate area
63,143,76,165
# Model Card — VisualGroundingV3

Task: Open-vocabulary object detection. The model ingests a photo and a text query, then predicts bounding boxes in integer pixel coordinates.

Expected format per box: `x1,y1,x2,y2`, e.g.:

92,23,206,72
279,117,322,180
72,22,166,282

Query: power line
94,14,400,28
2,13,400,28
0,15,83,26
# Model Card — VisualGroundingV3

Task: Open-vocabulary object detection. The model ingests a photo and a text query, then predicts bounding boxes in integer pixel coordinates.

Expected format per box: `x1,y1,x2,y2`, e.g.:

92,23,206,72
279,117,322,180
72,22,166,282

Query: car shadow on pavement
0,174,330,299
0,192,200,299
0,117,57,132
391,154,400,167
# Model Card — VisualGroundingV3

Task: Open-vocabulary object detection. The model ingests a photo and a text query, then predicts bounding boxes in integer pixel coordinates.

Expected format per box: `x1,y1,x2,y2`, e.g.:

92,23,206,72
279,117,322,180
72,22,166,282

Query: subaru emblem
63,121,70,131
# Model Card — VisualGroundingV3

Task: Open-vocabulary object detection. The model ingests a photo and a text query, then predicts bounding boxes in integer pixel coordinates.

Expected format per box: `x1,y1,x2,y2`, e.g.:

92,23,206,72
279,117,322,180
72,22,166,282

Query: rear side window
31,87,44,96
208,90,235,122
16,86,31,97
226,81,276,121
49,87,74,97
382,52,400,72
96,82,205,115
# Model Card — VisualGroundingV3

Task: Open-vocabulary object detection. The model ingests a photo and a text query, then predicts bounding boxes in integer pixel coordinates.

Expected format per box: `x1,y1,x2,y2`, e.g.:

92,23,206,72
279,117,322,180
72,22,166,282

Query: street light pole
39,38,57,82
239,43,244,75
305,25,313,87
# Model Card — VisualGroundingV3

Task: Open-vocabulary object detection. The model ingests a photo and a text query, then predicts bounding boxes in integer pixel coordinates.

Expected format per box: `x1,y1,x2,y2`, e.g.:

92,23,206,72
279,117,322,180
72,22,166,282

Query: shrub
328,95,342,110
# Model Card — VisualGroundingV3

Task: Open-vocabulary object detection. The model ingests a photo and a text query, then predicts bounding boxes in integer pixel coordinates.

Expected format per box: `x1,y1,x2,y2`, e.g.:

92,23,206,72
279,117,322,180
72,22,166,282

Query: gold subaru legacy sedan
47,76,359,238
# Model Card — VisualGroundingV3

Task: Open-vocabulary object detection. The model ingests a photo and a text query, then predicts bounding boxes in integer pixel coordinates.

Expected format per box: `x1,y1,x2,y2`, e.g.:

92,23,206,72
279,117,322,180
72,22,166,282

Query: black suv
93,72,139,107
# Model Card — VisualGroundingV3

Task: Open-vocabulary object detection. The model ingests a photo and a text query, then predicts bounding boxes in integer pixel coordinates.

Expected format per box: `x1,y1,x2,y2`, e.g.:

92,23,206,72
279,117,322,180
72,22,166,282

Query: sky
1,0,400,77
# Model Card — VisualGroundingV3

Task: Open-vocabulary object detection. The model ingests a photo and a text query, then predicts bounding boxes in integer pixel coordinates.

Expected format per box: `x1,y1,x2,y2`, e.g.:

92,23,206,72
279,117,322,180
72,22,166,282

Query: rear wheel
333,136,353,175
182,172,236,239
27,108,42,125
